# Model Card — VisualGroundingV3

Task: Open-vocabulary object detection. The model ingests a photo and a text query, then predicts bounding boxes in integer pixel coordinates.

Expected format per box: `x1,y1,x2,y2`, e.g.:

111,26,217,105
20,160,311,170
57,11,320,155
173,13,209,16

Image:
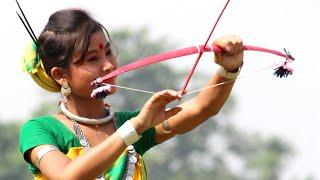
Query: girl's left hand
213,35,244,72
131,90,182,134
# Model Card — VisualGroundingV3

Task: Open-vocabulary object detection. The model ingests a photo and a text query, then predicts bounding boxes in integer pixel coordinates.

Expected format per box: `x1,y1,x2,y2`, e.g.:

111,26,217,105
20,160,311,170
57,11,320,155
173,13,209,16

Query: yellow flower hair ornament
17,0,61,93
21,41,61,93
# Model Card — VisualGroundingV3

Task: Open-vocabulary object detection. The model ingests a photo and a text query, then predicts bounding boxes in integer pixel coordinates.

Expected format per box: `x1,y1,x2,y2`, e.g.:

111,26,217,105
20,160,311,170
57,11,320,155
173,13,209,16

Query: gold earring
61,82,71,97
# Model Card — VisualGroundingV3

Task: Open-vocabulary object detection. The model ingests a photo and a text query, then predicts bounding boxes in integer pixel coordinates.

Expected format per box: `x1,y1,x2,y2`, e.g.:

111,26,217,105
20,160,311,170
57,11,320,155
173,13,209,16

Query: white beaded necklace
60,102,114,125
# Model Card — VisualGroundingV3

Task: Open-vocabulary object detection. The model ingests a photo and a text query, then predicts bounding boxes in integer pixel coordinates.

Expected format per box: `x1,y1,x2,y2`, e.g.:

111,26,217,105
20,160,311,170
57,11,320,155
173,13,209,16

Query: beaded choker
60,102,114,125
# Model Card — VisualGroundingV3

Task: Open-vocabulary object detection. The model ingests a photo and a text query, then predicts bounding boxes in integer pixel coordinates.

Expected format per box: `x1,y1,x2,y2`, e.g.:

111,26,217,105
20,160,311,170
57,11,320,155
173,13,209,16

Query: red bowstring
96,44,292,83
179,0,231,96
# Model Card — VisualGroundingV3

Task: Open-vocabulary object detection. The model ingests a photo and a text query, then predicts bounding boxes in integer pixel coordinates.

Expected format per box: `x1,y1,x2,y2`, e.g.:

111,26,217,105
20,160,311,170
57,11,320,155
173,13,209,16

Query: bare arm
29,133,127,180
155,35,243,143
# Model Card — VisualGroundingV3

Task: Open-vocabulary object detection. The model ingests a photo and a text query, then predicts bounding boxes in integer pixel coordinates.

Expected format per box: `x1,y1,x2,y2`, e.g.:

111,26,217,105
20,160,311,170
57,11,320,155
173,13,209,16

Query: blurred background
1,0,319,179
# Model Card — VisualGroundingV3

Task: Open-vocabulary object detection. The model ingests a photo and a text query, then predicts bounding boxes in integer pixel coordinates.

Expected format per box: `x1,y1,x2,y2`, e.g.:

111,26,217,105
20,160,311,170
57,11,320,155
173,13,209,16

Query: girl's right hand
131,90,182,134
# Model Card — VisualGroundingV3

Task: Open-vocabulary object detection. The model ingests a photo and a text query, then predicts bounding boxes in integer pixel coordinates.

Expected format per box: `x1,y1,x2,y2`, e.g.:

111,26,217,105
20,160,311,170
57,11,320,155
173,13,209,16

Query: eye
87,56,98,62
105,48,113,57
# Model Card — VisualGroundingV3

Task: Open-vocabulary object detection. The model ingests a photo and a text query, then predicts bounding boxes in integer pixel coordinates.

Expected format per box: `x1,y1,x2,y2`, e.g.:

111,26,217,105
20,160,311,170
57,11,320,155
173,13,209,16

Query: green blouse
19,111,156,178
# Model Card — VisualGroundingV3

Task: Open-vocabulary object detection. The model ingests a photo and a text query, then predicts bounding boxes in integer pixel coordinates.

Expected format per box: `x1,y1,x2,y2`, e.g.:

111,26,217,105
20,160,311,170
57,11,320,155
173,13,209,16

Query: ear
51,67,67,86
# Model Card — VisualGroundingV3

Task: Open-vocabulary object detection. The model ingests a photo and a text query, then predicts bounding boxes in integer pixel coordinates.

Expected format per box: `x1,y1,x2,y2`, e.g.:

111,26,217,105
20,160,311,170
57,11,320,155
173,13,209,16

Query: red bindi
98,43,104,50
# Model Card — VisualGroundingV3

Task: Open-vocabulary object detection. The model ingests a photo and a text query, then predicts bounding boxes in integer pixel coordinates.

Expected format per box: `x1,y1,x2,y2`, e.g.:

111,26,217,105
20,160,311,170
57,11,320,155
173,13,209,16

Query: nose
102,59,115,73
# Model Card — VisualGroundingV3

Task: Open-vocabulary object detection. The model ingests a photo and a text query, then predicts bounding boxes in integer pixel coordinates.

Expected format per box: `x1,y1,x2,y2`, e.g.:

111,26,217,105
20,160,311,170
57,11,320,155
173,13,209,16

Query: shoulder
20,116,58,132
20,115,66,137
19,115,72,155
20,115,60,142
19,116,59,161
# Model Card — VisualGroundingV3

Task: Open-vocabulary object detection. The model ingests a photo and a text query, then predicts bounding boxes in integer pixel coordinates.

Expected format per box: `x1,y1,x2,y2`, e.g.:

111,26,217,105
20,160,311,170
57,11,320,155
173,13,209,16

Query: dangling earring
61,82,71,97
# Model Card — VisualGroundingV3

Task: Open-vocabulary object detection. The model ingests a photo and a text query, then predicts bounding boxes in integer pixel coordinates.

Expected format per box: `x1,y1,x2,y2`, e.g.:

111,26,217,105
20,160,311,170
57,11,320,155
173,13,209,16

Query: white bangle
117,120,142,146
217,66,241,80
36,145,59,166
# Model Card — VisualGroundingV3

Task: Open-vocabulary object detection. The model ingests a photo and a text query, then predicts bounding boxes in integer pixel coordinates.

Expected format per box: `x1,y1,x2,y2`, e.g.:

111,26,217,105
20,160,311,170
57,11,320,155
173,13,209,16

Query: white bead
80,139,87,146
129,156,137,164
127,145,134,151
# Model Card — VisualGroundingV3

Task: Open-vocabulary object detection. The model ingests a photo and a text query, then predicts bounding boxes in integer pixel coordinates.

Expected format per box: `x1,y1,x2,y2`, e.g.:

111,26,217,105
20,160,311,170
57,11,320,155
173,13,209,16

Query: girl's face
66,31,118,99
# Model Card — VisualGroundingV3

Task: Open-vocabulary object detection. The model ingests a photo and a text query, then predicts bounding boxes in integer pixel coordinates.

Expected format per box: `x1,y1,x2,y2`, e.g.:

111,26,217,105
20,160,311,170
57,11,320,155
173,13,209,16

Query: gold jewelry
61,82,71,96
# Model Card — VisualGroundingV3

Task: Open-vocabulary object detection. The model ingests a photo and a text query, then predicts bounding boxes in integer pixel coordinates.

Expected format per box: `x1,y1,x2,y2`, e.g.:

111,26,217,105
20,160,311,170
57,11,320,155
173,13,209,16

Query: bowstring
186,62,279,94
108,61,280,96
106,84,156,94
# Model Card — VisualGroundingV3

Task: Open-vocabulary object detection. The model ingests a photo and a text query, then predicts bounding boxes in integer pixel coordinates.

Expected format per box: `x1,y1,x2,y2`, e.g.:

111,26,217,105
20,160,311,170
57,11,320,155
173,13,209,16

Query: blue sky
1,0,320,179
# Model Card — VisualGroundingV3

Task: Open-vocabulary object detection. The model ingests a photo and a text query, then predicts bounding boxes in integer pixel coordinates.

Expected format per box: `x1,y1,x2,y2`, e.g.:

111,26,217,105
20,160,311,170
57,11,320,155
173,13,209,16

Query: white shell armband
36,145,59,166
117,120,142,146
217,66,241,80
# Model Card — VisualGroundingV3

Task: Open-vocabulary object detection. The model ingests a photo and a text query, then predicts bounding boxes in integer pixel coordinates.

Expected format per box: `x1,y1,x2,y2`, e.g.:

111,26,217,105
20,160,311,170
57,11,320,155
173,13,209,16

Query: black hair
38,9,112,76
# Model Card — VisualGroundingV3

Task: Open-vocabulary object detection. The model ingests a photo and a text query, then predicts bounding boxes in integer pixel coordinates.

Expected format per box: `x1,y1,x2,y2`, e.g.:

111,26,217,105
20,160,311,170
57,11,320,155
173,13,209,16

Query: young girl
19,9,243,180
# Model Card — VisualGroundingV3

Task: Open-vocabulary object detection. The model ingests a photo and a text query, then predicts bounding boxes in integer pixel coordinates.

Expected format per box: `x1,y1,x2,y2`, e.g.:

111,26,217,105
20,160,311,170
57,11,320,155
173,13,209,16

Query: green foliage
0,122,32,180
143,119,294,180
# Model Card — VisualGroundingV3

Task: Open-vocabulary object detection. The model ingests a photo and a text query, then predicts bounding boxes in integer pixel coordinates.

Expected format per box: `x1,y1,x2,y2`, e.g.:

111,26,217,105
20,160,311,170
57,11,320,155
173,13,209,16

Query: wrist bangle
217,66,241,80
117,120,142,146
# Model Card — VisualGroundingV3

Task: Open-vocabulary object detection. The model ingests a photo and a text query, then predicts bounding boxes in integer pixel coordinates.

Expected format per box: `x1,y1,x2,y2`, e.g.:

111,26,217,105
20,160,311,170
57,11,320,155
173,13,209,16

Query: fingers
148,90,181,107
213,35,243,55
233,36,243,54
139,90,181,129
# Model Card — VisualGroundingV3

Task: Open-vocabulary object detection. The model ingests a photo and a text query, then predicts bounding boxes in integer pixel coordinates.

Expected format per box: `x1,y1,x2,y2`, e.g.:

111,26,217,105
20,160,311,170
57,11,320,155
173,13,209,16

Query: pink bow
91,0,294,98
94,44,293,84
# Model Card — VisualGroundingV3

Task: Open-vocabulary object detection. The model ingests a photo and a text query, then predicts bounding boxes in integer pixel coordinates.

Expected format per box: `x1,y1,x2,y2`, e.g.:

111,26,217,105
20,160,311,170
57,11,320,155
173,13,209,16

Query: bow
93,45,293,83
91,0,294,99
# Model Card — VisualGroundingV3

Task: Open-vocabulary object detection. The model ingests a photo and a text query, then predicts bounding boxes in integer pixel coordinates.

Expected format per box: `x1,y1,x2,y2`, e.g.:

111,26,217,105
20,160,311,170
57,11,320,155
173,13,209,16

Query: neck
65,95,108,120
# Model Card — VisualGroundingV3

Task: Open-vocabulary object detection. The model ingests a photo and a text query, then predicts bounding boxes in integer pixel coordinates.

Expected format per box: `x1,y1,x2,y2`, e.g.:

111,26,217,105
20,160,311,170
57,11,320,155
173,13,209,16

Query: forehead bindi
99,43,104,50
88,41,110,52
88,31,110,51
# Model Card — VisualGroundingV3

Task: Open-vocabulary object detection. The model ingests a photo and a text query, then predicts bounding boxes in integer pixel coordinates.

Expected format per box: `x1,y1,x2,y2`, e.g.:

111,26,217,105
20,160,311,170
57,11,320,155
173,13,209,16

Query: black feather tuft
92,90,109,99
273,48,295,78
273,66,293,78
90,81,111,99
